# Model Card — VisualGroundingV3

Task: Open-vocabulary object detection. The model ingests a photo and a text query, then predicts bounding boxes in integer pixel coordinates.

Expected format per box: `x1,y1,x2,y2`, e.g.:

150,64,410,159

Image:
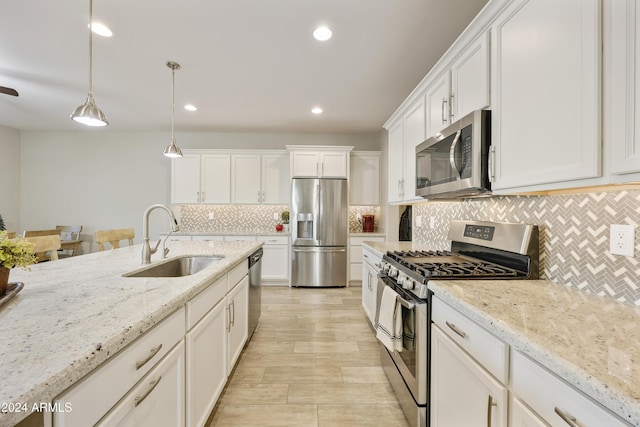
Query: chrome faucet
142,204,180,264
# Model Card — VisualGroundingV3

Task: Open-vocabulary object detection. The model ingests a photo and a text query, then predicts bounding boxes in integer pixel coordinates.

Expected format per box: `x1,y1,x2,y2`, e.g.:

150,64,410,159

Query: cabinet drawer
53,307,185,427
259,235,289,245
350,244,363,260
512,351,628,427
431,297,508,383
186,276,227,330
362,247,382,269
228,261,248,291
97,341,185,427
350,236,384,246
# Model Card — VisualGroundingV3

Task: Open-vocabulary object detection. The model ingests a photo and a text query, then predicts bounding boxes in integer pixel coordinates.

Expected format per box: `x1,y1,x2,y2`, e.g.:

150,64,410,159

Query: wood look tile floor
206,286,410,427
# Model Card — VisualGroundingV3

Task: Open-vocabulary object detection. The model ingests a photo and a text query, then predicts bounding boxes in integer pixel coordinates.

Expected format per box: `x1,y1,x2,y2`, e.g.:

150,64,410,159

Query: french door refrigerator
291,178,348,287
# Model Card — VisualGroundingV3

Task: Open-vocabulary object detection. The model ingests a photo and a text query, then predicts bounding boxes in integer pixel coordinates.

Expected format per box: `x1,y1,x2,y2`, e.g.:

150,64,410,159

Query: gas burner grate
416,261,519,278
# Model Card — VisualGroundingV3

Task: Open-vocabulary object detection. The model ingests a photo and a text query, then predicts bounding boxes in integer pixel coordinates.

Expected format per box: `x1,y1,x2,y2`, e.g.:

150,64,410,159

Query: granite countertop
349,232,386,237
362,240,426,257
428,279,640,425
0,241,262,427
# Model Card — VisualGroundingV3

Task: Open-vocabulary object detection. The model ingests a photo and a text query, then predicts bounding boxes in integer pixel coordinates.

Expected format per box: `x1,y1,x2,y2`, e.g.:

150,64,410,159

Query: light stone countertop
0,241,262,427
363,240,428,257
429,279,640,425
168,229,289,237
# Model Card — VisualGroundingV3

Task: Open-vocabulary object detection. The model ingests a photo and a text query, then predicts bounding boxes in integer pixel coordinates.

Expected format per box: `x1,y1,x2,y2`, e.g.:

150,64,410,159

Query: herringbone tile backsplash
412,190,640,306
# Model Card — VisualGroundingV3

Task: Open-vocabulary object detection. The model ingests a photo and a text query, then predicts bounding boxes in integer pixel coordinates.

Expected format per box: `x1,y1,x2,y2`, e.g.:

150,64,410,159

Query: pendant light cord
88,0,93,95
171,65,175,139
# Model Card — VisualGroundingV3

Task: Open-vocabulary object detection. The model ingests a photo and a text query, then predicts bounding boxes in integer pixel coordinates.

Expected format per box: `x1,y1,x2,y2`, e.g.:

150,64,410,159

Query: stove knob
397,274,406,286
403,278,416,290
388,267,399,278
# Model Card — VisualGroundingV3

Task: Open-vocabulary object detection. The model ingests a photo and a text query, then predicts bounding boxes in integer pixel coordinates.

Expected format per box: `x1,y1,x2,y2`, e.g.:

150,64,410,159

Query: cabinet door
403,97,426,201
97,342,185,427
319,151,349,177
186,300,227,427
426,72,452,138
227,276,249,375
171,154,201,204
451,31,490,121
387,120,405,203
511,397,547,427
291,151,320,177
231,154,261,204
201,155,231,204
262,153,290,204
350,152,380,205
491,0,601,190
607,0,640,175
262,243,289,281
431,326,508,427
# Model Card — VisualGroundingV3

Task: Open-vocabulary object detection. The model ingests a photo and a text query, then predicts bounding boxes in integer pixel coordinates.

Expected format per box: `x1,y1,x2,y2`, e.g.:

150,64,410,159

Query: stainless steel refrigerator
291,178,348,287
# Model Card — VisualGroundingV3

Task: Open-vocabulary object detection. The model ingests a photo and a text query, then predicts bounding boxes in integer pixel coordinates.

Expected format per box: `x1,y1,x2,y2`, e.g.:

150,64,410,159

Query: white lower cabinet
511,351,629,427
186,277,228,427
511,396,547,427
261,236,289,282
53,308,186,427
227,276,249,375
430,325,508,427
361,245,383,327
97,342,185,427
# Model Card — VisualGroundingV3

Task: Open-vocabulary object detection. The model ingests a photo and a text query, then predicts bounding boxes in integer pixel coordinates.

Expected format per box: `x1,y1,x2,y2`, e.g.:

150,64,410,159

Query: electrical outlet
415,215,422,227
208,211,215,220
430,216,436,228
273,213,279,220
610,224,635,257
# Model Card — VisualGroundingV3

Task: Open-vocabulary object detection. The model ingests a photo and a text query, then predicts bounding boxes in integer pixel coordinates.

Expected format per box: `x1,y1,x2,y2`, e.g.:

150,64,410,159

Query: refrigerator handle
315,180,321,241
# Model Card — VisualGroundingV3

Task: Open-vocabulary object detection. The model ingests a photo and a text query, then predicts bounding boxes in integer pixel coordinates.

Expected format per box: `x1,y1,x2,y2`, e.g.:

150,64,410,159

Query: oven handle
396,294,415,310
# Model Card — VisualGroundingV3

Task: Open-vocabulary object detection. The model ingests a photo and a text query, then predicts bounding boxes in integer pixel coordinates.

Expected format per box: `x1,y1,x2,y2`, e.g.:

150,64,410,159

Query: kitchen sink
123,255,224,278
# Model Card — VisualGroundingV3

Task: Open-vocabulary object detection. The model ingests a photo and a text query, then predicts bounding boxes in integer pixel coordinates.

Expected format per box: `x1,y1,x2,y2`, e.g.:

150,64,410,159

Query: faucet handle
151,239,161,254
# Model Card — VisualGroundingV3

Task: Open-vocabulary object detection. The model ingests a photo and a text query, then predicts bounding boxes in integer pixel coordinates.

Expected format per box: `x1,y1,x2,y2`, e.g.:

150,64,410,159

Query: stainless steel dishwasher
248,248,262,339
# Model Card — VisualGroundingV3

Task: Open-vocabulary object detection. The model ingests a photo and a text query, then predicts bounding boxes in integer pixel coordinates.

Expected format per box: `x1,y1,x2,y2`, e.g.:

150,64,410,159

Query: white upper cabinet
172,154,231,204
426,72,452,138
426,32,490,139
350,151,381,206
491,0,601,191
605,0,640,176
450,31,490,121
287,146,353,178
231,152,289,204
387,98,425,204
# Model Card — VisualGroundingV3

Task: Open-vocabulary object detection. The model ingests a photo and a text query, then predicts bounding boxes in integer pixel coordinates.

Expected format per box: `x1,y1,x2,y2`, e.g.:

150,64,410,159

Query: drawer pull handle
135,344,163,370
554,407,580,427
445,321,466,338
487,395,497,427
134,376,162,407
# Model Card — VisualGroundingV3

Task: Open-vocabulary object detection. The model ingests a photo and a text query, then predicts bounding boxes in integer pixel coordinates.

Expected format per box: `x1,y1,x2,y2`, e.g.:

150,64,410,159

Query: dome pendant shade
163,61,183,158
163,137,183,158
71,0,108,127
71,92,108,126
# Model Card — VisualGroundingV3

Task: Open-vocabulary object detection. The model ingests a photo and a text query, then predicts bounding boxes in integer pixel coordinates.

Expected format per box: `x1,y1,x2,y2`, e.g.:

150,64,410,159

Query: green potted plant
281,210,290,232
0,231,36,296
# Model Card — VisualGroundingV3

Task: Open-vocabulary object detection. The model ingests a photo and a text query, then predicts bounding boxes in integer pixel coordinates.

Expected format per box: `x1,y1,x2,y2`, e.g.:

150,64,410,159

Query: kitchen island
429,278,640,425
0,240,261,427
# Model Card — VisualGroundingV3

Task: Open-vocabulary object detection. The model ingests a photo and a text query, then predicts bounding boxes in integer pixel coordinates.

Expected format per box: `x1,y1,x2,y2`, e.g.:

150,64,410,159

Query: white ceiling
0,0,488,134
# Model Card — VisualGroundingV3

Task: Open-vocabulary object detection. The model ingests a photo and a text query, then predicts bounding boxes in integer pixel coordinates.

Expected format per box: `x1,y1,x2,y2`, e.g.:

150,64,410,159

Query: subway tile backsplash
411,190,640,306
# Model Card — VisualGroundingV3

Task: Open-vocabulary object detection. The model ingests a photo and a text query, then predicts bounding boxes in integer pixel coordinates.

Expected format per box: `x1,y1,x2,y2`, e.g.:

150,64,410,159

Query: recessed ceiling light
89,22,112,37
311,107,323,114
184,104,197,111
313,26,332,41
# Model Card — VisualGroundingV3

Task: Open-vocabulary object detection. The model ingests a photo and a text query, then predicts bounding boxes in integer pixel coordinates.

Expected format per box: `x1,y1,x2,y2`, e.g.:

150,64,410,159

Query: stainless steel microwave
415,109,491,199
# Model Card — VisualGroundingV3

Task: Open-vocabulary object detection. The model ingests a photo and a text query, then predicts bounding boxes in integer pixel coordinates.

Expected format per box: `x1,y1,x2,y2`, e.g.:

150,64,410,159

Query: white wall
0,125,21,232
19,129,380,253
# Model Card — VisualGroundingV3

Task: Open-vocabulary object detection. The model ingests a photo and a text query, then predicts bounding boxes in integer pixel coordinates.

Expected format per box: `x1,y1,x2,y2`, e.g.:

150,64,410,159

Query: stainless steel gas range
375,220,539,427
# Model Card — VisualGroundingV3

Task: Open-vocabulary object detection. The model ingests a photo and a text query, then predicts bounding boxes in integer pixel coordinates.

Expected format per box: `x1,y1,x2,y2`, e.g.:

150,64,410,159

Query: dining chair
23,235,61,262
56,225,83,258
95,228,135,251
23,229,59,238
5,231,16,239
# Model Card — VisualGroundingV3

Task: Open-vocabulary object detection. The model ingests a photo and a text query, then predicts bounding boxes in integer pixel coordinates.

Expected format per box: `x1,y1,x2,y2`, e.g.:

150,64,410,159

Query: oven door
376,275,428,406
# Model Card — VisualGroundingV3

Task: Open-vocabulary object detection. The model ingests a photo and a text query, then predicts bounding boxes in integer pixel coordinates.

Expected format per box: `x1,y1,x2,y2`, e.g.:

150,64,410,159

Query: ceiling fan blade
0,86,19,97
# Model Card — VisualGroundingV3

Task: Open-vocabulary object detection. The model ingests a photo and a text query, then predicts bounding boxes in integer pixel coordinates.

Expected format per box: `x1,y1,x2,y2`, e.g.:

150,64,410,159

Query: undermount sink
123,255,224,278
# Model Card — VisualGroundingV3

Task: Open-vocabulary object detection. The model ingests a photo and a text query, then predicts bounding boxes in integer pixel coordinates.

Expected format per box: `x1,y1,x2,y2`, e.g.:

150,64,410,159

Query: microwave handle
449,130,462,179
488,145,496,183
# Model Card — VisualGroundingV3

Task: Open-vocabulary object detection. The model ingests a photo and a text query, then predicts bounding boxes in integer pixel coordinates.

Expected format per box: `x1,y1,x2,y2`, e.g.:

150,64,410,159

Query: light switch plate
415,215,422,227
610,224,635,257
208,211,215,220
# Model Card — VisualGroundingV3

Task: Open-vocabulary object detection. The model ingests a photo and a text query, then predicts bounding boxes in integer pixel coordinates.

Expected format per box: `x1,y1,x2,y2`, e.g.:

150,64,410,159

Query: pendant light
70,0,108,127
163,61,183,158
